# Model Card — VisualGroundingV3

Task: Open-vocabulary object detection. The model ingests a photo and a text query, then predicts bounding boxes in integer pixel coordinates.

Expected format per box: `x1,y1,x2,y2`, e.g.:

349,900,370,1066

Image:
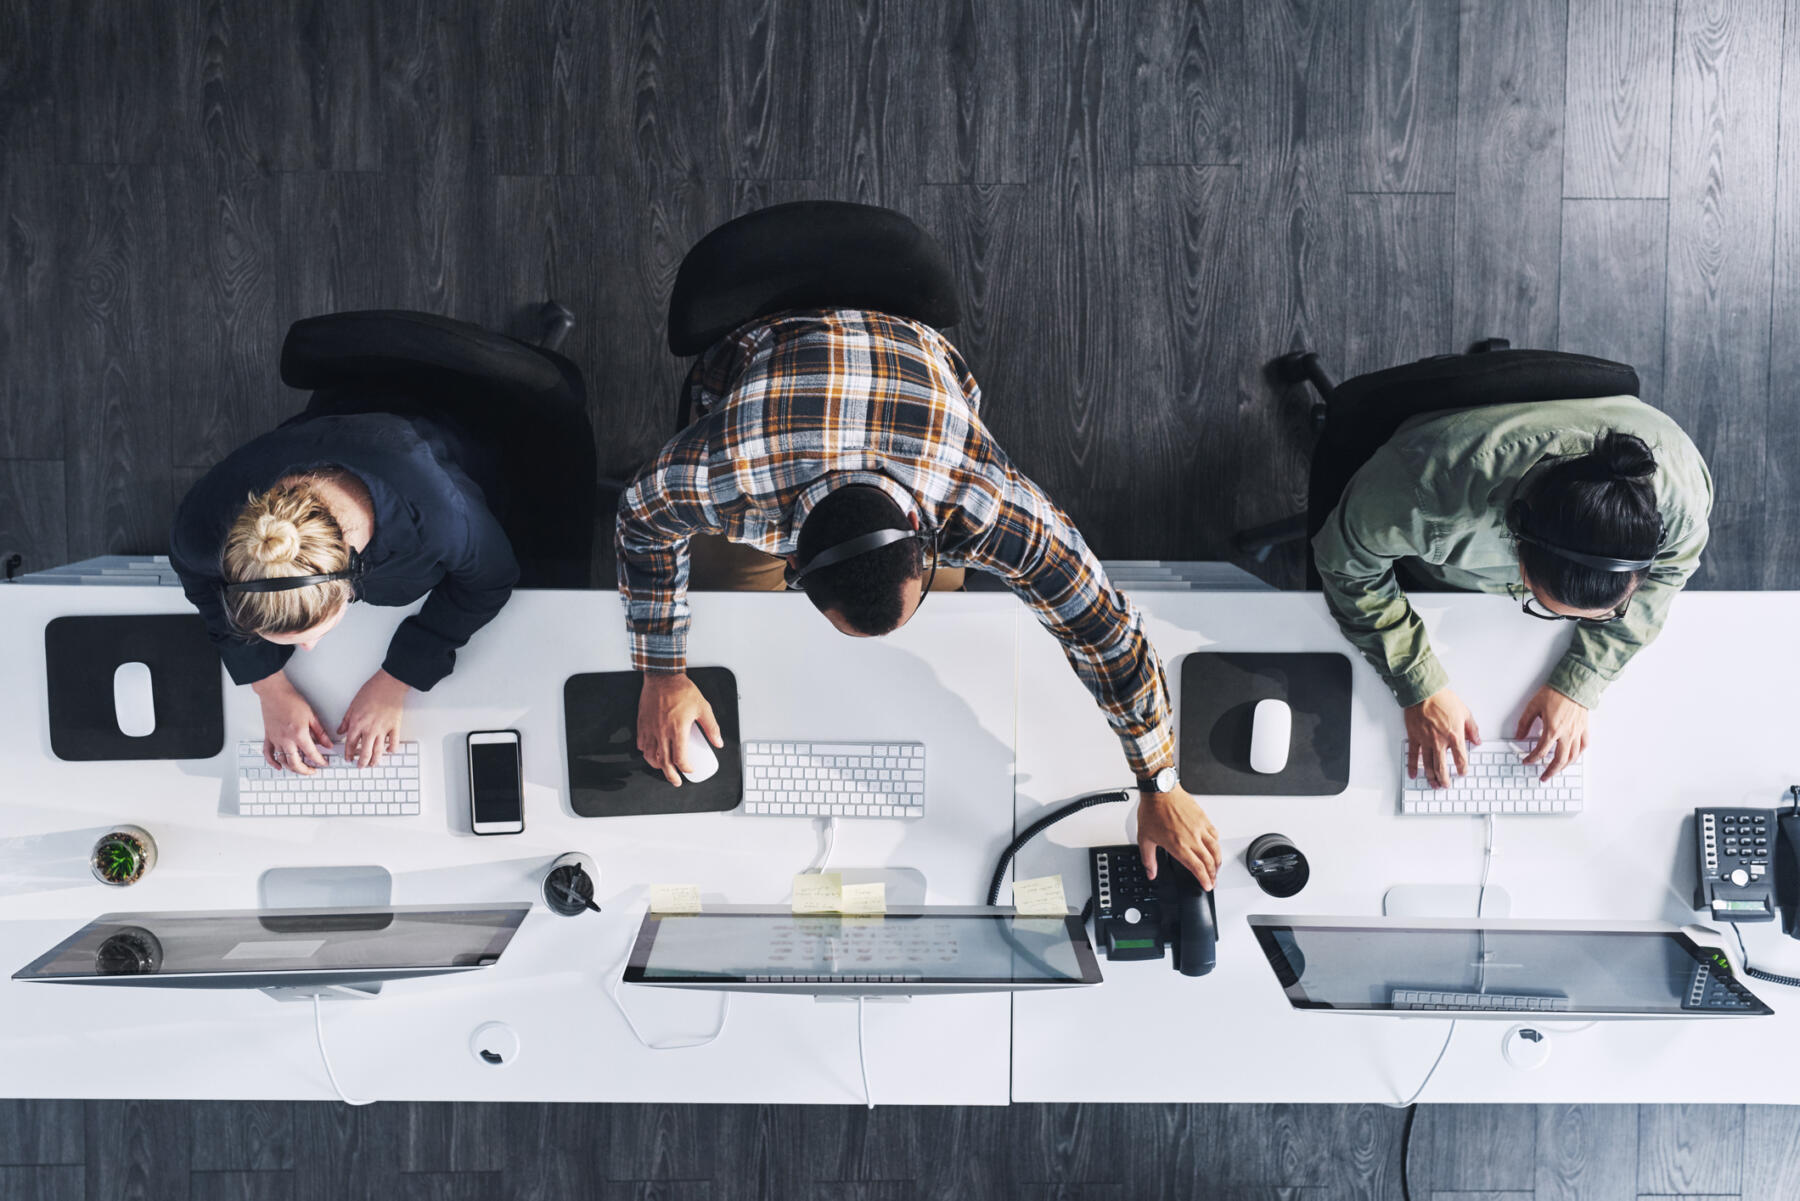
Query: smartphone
467,730,525,836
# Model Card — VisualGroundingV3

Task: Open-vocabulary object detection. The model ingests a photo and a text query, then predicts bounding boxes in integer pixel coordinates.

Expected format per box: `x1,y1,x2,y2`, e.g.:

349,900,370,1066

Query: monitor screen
13,905,531,988
624,907,1103,993
1249,918,1772,1017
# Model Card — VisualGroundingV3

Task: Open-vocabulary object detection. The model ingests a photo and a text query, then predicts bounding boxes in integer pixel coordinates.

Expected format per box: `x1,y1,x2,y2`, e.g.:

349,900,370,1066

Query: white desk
0,586,1021,1104
1010,592,1800,1104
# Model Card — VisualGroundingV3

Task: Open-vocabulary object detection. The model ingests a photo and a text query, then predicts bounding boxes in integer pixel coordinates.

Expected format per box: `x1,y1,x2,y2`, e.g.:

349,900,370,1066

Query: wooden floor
3,1,1798,1197
2,0,1797,588
0,1099,1797,1200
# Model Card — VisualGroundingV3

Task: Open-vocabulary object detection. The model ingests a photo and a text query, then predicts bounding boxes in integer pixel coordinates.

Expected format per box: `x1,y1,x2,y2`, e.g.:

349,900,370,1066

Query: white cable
807,816,838,874
857,996,874,1109
606,905,730,1051
1386,815,1499,1108
311,994,375,1106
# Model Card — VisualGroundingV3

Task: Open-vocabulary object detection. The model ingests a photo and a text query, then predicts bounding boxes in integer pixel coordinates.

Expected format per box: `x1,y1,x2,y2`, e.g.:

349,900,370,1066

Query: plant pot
91,825,157,886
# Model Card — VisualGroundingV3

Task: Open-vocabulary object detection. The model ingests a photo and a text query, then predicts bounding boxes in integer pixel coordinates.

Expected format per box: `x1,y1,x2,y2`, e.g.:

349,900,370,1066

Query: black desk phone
1693,799,1800,938
1088,845,1217,976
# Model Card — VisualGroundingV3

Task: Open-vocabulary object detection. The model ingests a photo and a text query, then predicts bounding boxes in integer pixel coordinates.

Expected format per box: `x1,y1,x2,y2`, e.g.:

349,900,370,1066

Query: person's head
792,485,929,637
1509,430,1662,619
220,479,355,649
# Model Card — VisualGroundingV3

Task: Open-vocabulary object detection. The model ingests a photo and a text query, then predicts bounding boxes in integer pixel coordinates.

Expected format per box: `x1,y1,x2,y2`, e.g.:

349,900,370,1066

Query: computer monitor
623,905,1103,996
1248,916,1772,1018
13,904,531,999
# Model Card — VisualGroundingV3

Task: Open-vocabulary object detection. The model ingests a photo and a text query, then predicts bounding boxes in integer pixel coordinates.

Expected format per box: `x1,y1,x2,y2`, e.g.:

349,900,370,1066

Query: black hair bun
1595,430,1656,483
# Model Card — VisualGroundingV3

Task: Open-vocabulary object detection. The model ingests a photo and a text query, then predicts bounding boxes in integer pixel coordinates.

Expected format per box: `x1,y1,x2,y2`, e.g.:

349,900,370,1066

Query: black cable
986,790,1131,906
1733,923,1800,988
1399,1105,1417,1201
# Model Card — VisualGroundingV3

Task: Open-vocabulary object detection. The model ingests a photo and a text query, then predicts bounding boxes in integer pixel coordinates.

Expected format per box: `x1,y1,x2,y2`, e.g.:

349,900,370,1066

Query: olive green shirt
1311,396,1712,709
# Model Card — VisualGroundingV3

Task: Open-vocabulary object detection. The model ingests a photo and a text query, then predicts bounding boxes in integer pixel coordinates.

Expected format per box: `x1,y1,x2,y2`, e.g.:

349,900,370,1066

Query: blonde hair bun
251,513,303,565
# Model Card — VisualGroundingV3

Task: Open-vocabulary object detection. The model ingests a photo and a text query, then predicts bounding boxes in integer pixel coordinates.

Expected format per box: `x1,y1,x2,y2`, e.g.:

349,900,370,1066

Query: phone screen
470,739,523,826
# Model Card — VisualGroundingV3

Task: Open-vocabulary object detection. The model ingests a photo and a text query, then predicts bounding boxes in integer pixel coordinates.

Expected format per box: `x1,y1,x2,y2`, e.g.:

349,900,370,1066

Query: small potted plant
90,825,157,886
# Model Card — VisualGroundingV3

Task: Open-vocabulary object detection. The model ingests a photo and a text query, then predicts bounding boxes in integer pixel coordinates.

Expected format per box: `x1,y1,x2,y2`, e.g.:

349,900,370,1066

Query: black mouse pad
1178,652,1350,795
45,614,225,761
564,667,741,817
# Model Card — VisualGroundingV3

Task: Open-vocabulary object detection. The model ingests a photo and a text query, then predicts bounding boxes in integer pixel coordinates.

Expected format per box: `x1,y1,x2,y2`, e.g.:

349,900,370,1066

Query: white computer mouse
113,661,156,738
679,721,719,783
1249,697,1291,774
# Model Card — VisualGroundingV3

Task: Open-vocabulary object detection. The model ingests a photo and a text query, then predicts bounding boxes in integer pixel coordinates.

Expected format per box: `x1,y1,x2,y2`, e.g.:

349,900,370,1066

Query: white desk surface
1010,591,1800,1104
0,585,1021,1104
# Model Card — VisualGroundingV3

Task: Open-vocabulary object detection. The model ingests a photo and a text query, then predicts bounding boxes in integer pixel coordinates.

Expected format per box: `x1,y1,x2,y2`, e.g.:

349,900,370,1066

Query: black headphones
1506,500,1663,574
784,480,939,590
223,547,368,595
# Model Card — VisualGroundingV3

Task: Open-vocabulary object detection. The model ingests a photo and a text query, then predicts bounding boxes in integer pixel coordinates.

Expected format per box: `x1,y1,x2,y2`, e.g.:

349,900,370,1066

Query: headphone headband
224,548,367,594
787,527,922,586
1508,503,1661,574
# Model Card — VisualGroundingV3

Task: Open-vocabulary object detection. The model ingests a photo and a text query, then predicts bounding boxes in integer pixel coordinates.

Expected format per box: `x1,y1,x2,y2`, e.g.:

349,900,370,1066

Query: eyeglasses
1517,592,1628,626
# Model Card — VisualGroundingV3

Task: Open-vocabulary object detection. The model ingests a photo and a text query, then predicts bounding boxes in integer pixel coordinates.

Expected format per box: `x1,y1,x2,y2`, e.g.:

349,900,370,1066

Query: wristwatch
1136,765,1179,794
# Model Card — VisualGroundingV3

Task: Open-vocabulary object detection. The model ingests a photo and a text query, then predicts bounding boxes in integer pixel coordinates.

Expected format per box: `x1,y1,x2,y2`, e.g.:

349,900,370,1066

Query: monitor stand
812,867,925,1006
1382,883,1512,918
256,866,394,1003
262,981,382,1003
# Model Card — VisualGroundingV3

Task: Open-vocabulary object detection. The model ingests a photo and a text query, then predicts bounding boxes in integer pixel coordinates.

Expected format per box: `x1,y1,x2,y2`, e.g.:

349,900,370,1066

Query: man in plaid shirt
616,309,1221,887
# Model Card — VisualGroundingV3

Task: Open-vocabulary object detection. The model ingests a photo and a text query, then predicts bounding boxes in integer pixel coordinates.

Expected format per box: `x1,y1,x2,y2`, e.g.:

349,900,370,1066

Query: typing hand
638,671,724,787
1404,687,1480,789
1136,787,1221,890
337,669,410,768
1515,684,1588,782
252,671,331,774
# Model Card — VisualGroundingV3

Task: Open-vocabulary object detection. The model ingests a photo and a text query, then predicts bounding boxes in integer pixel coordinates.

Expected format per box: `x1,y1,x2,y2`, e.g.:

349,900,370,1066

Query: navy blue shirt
169,413,519,691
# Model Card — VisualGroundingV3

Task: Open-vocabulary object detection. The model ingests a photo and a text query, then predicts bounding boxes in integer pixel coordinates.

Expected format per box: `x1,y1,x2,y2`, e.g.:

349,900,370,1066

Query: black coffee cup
1247,832,1309,898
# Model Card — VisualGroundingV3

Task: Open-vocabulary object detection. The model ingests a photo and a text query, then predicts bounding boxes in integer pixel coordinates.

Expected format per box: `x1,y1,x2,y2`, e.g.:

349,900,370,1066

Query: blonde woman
170,413,519,773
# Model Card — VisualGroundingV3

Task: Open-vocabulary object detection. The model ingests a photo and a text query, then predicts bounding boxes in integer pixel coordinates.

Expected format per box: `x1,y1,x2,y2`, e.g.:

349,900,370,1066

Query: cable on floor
311,994,375,1106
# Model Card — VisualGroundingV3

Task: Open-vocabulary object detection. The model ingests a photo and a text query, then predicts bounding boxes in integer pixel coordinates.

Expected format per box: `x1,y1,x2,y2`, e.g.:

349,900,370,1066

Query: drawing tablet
563,667,741,817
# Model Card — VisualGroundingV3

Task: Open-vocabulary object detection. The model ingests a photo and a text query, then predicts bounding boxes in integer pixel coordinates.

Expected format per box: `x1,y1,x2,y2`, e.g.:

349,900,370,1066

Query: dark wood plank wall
2,1,1797,1198
2,0,1795,586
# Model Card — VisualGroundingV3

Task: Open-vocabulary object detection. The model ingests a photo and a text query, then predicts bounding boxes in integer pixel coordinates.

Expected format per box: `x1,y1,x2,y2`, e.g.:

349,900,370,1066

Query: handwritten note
1010,874,1069,916
839,882,887,915
791,871,844,913
648,884,702,914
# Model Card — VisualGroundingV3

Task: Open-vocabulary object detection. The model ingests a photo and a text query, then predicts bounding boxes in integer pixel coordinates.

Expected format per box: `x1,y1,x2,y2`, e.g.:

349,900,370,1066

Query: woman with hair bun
1313,396,1711,788
170,412,519,773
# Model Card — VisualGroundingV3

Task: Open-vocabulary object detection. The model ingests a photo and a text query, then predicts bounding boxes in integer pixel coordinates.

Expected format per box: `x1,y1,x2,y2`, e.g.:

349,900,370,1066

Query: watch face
1145,767,1178,792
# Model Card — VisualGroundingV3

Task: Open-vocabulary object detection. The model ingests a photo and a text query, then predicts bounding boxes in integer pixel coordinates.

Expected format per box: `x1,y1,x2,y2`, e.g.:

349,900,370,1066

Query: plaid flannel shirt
615,309,1174,776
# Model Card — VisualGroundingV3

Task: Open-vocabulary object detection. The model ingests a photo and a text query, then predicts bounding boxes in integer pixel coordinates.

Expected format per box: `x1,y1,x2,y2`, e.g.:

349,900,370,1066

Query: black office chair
664,200,962,428
1234,339,1642,581
279,305,598,589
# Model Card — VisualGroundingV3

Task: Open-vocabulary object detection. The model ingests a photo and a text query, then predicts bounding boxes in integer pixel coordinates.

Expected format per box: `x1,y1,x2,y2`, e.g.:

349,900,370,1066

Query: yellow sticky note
1010,917,1067,937
839,882,887,915
792,871,844,913
1011,874,1068,916
649,884,702,914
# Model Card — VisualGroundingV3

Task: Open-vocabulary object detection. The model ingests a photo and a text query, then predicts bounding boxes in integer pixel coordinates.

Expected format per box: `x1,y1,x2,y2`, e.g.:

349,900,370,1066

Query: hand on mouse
338,668,410,767
1136,786,1221,889
252,670,332,773
1515,684,1587,782
1404,687,1480,789
638,671,724,787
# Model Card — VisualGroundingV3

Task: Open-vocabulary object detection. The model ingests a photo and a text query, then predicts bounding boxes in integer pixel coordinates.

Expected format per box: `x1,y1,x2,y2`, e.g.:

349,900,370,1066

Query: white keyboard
234,739,422,817
741,740,926,818
1399,739,1584,815
1391,988,1571,1012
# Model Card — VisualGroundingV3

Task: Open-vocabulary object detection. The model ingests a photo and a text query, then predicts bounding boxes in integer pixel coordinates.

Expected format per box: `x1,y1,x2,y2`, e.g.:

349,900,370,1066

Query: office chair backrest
667,201,961,357
281,310,570,399
1307,348,1641,540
